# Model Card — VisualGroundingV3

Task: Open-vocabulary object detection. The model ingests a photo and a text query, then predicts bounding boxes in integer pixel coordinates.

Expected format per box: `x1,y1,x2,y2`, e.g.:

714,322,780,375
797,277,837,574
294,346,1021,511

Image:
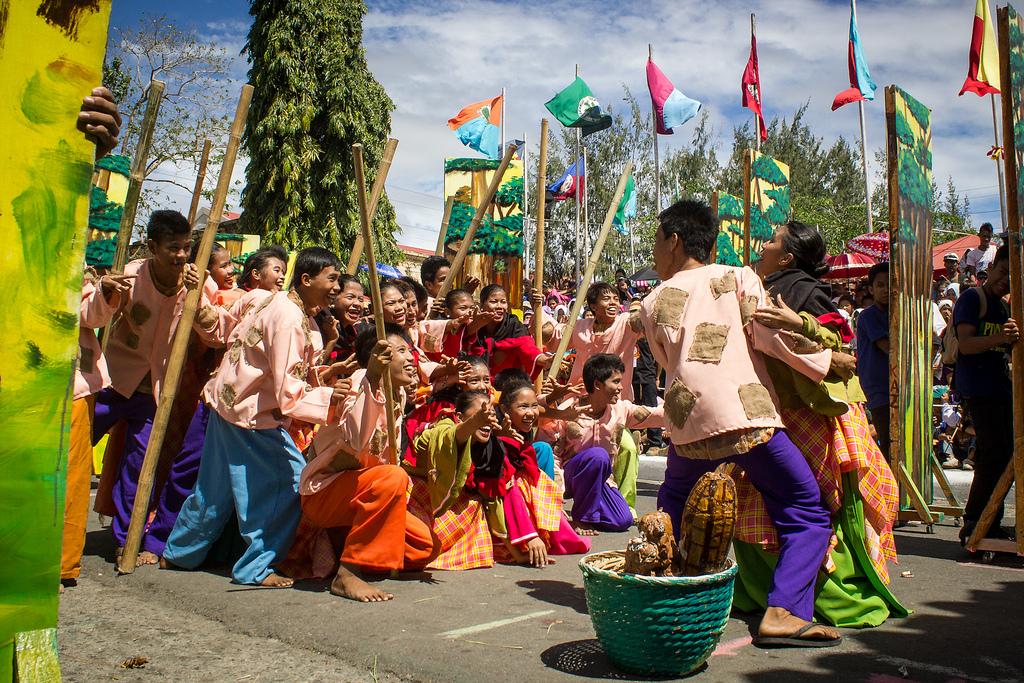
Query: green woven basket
579,550,737,677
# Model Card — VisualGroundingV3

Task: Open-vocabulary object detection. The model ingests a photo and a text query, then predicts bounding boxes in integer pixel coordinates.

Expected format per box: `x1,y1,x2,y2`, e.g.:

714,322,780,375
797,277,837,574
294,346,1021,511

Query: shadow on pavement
516,579,588,613
540,638,700,680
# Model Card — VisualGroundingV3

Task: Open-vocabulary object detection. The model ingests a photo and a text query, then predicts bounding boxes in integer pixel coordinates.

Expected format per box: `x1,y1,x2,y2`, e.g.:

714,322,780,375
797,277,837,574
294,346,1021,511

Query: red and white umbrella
847,231,889,261
824,252,876,280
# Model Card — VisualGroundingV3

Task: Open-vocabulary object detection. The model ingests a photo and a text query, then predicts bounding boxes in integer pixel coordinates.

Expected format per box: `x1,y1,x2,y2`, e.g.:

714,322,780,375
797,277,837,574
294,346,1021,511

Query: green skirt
732,471,909,628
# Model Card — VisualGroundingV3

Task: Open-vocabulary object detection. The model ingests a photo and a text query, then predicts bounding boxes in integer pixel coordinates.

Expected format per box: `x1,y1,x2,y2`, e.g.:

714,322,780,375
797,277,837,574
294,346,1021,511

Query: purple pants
144,402,210,555
658,430,831,621
563,447,633,532
92,388,156,548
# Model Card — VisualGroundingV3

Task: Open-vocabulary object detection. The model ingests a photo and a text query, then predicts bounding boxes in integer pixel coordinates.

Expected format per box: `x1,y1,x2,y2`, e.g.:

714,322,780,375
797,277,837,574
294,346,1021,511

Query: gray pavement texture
58,460,1024,683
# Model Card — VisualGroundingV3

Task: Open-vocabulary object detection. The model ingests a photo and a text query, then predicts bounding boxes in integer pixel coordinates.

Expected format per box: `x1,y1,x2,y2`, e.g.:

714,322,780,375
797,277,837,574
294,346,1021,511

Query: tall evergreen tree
242,0,399,262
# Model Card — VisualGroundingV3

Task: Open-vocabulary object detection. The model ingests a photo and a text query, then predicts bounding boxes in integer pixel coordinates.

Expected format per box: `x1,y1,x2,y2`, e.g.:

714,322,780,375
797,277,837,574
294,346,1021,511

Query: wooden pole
575,64,582,287
649,44,662,214
352,143,400,464
500,87,507,156
522,131,530,272
971,7,1024,553
345,138,399,275
534,119,549,348
112,80,164,274
187,138,212,226
117,84,253,574
435,196,455,257
751,14,761,153
852,0,874,234
743,150,753,265
710,191,720,264
435,143,518,300
546,164,633,382
991,93,1008,229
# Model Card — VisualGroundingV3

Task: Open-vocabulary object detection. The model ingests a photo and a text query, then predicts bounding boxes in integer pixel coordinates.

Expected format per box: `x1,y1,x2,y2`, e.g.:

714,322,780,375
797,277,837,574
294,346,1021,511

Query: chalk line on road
438,610,556,639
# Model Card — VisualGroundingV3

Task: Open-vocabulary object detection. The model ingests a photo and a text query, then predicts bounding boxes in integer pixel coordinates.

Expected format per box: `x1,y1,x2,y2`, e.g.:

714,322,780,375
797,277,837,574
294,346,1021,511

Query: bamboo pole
991,93,1008,229
352,143,400,463
534,119,549,348
851,0,873,234
345,138,399,275
435,196,455,256
117,84,253,574
187,139,212,225
743,150,753,266
112,80,165,274
545,164,633,382
435,143,518,300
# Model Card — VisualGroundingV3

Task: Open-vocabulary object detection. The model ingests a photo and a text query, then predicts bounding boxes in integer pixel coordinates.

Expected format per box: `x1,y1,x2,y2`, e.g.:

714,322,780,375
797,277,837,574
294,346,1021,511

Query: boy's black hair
992,244,1010,267
455,389,490,415
398,276,428,306
657,200,717,264
780,221,829,278
445,288,472,310
867,261,889,287
420,255,450,284
499,380,536,409
354,322,410,368
493,367,531,393
290,247,340,289
837,294,855,306
585,282,617,307
979,222,994,234
583,353,625,392
239,245,288,289
147,210,191,243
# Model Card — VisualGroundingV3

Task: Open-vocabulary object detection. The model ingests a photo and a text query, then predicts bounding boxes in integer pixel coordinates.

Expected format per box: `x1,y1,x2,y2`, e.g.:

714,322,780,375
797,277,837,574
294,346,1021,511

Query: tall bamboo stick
435,196,455,256
117,84,253,574
743,150,753,266
345,138,399,275
112,80,165,273
435,143,518,300
533,119,549,348
851,0,874,234
352,143,400,463
187,138,212,225
991,93,1008,229
546,164,633,382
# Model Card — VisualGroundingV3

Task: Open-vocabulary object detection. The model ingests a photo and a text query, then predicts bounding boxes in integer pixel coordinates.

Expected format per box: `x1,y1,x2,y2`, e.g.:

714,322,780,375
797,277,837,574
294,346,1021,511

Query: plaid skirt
735,404,899,581
407,477,493,571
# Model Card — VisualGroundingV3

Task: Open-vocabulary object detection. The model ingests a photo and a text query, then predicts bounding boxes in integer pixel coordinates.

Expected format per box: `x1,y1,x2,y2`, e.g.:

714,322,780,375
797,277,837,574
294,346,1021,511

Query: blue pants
162,411,305,585
533,441,555,480
658,430,832,621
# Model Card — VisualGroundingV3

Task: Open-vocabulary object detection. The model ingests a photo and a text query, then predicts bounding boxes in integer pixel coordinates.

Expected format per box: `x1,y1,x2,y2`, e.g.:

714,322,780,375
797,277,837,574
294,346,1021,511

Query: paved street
58,460,1023,682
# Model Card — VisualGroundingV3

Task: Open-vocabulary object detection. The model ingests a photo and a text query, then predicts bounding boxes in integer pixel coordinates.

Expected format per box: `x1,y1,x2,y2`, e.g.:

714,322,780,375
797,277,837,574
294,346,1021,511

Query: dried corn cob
678,466,737,576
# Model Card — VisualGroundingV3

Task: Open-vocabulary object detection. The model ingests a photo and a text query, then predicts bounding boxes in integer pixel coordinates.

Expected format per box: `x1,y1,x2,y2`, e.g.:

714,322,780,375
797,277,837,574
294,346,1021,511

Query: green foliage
751,153,788,186
89,186,123,233
494,176,524,208
715,232,742,266
718,193,743,219
894,112,915,147
445,158,501,172
764,187,791,224
102,56,132,104
242,0,400,263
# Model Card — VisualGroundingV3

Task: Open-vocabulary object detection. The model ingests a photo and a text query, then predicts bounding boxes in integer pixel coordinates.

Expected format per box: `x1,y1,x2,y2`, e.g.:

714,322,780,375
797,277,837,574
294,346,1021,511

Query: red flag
742,33,767,141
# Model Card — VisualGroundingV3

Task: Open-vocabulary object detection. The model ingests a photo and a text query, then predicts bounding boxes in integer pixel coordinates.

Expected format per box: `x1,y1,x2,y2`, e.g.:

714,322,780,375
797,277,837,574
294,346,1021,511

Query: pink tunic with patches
302,369,407,495
638,264,832,456
75,280,120,400
204,290,333,430
550,313,643,400
105,259,226,401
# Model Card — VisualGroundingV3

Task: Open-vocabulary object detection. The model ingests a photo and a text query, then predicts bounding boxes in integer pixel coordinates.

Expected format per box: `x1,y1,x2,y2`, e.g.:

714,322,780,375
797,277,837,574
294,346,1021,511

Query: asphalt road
58,459,1023,682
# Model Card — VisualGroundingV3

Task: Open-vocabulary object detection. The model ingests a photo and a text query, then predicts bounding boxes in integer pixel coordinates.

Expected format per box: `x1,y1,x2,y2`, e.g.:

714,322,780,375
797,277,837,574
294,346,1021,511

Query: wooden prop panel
743,150,791,265
885,85,935,510
713,191,744,266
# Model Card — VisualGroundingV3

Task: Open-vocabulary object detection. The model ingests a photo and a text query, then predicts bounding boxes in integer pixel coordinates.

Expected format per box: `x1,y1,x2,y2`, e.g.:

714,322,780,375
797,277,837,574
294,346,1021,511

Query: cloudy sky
112,0,1005,251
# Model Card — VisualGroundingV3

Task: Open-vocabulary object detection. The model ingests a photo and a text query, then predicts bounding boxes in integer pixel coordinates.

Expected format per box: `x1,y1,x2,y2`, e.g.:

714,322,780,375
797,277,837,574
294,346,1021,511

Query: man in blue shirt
953,245,1018,544
856,262,891,458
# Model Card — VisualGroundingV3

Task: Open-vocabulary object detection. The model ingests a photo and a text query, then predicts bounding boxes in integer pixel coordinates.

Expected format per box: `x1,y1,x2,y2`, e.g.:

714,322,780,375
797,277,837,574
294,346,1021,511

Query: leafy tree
104,15,234,229
242,0,400,261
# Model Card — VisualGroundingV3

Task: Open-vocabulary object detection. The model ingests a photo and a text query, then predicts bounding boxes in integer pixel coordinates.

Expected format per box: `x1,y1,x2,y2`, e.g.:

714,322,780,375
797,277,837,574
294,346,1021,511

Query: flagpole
574,64,582,286
751,13,761,153
523,130,530,275
649,44,662,213
852,0,874,233
991,93,1008,228
583,144,590,269
500,87,506,157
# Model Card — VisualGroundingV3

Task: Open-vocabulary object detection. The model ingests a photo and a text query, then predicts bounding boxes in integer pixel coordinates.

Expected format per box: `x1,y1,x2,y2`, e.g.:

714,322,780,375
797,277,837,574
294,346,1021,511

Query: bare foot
504,538,529,564
572,524,600,537
259,572,294,589
136,551,159,568
755,607,841,646
330,563,394,603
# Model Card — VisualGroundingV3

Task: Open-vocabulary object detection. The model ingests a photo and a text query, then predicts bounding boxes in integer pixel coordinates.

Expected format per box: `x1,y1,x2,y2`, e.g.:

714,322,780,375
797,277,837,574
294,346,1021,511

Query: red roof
223,211,241,221
932,235,979,277
398,243,434,257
